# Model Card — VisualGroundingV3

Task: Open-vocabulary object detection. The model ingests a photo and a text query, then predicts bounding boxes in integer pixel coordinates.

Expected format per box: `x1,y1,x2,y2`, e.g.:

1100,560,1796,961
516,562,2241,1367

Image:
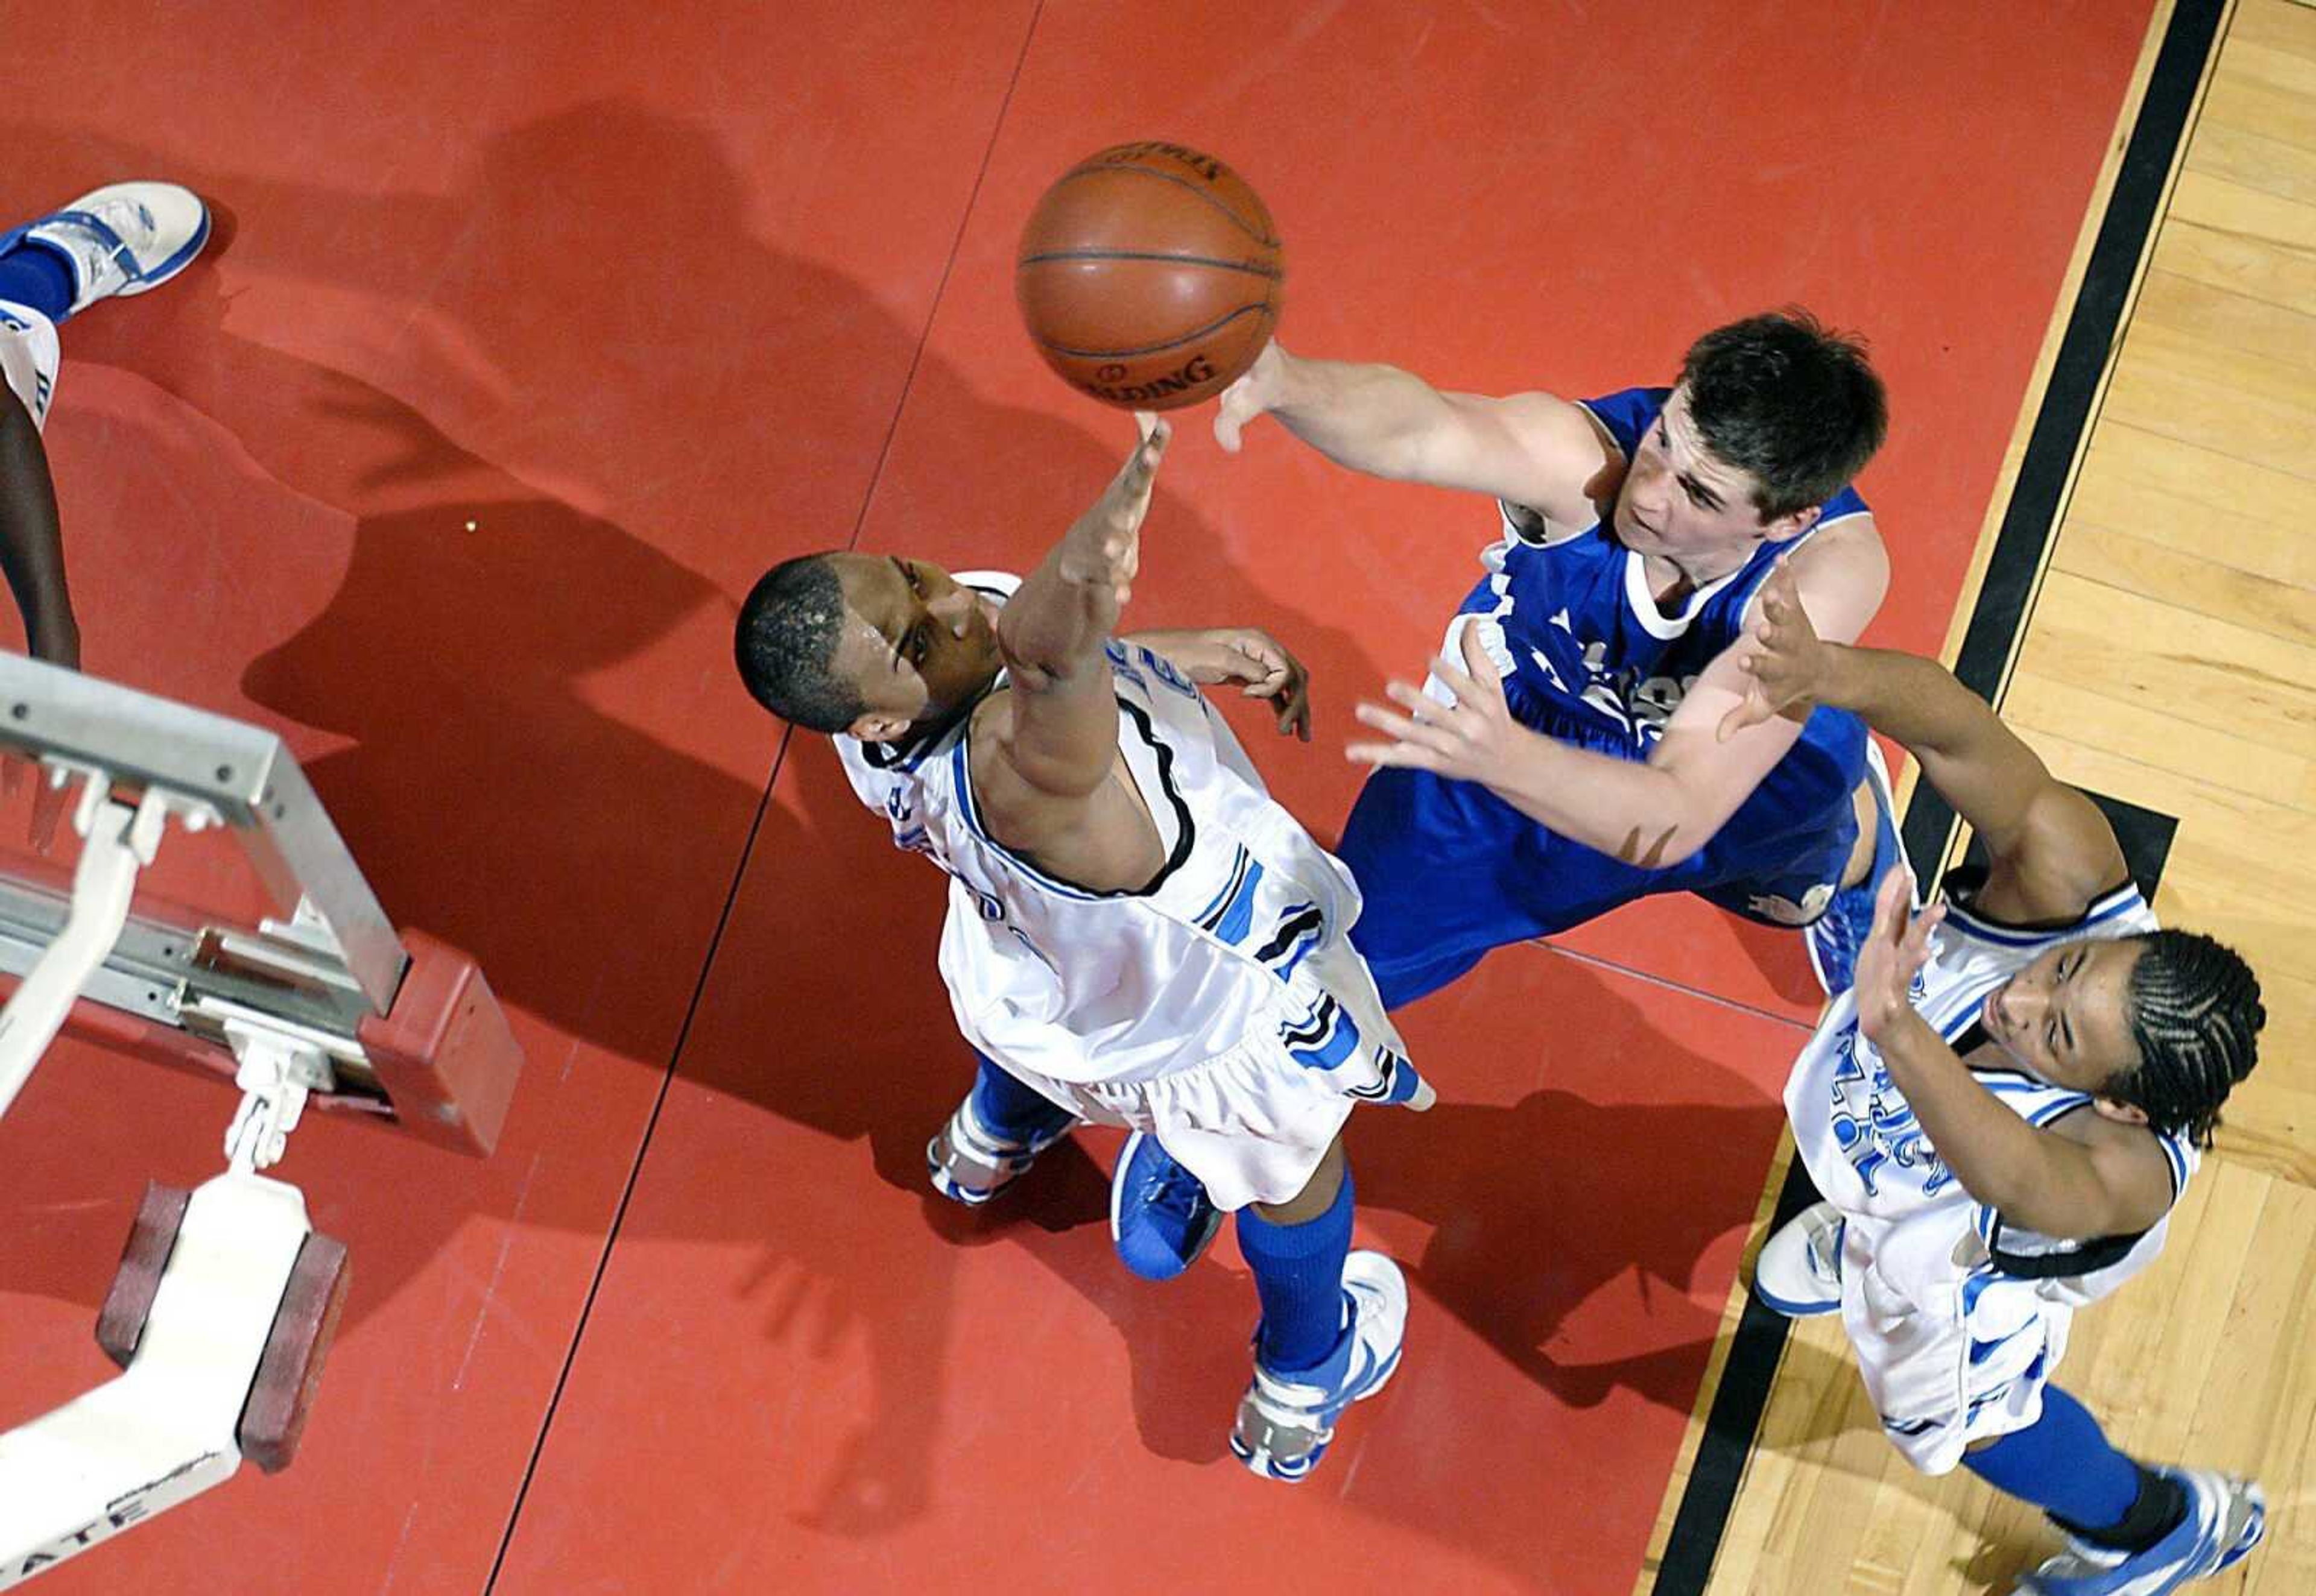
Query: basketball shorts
1839,1208,2074,1475
969,940,1424,1211
0,299,58,428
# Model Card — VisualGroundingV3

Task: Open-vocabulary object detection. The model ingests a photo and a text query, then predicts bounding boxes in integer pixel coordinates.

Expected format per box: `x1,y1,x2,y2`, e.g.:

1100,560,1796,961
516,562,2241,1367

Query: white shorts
981,942,1417,1212
0,300,59,428
1840,1209,2074,1475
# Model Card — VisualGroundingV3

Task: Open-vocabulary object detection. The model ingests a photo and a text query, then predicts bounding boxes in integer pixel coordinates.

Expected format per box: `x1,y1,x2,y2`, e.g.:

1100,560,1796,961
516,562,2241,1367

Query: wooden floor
1653,1,2316,1590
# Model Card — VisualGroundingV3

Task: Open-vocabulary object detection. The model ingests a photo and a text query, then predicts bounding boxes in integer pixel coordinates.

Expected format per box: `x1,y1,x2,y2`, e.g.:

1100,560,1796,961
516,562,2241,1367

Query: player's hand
1059,412,1168,608
1853,868,1941,1044
1719,558,1834,742
1187,628,1312,741
1347,620,1523,786
1213,341,1288,455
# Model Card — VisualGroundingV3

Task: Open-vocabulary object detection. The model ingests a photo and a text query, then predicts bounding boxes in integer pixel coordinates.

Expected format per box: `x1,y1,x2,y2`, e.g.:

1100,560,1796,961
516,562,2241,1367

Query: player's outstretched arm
0,386,80,668
1851,872,2178,1238
987,414,1169,800
1723,562,2126,925
1343,528,1878,869
1213,342,1610,522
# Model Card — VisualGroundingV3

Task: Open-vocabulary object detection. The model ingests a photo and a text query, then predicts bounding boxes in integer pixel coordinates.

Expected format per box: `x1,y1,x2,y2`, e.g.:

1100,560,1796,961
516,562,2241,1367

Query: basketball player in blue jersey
1735,565,2267,1594
1213,312,1901,1008
0,183,212,668
735,417,1434,1483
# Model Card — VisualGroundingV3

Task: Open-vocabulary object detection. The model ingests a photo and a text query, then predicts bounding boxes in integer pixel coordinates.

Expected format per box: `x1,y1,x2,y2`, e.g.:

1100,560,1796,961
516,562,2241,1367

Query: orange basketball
1016,141,1283,411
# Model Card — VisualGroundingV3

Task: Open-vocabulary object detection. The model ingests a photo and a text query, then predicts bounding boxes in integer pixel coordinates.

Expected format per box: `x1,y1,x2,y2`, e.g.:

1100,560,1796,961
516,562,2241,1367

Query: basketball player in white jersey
1732,564,2268,1594
733,416,1432,1482
0,183,211,668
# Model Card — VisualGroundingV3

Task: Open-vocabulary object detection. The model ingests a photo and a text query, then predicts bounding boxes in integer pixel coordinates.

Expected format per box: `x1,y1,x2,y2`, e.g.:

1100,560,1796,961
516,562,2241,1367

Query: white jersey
1788,872,2197,1470
0,299,59,427
1789,872,2195,1308
837,574,1412,1102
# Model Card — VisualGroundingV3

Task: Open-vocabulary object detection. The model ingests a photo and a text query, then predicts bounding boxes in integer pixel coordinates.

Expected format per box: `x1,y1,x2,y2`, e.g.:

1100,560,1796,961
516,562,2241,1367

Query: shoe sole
1751,1281,1841,1317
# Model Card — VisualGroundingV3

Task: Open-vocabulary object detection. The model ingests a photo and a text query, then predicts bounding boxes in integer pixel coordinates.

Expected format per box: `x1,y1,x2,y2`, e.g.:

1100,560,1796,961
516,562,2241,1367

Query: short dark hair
2104,929,2265,1148
733,554,862,733
1678,309,1888,520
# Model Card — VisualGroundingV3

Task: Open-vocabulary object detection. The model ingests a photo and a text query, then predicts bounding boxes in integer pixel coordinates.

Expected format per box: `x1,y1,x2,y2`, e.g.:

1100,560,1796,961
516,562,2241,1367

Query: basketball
1016,141,1283,411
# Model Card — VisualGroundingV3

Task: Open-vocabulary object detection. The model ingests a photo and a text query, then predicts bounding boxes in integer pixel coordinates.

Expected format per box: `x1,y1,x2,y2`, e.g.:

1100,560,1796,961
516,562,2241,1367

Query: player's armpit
1999,1111,2178,1241
976,675,1117,803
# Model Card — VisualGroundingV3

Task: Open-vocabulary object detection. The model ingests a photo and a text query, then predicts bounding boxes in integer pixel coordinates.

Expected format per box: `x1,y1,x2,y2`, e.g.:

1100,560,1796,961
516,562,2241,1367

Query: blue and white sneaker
2022,1468,2265,1594
1752,1200,1845,1317
926,1090,1074,1206
1109,1130,1222,1281
1806,736,1905,998
0,182,211,322
1230,1250,1407,1482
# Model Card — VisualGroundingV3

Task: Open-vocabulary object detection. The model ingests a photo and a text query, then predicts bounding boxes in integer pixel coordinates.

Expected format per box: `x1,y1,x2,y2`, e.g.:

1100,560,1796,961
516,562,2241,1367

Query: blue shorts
1339,707,1867,1009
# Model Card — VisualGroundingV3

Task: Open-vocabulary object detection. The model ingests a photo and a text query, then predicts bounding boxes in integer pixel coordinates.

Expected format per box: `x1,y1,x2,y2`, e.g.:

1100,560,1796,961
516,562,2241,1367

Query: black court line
1651,2,2222,1591
478,5,1051,1589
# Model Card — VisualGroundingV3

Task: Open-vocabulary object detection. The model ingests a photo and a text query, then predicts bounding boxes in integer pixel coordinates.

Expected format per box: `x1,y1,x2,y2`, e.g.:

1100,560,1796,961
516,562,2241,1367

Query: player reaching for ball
734,415,1432,1483
0,182,212,668
1737,563,2268,1595
1213,312,1902,1009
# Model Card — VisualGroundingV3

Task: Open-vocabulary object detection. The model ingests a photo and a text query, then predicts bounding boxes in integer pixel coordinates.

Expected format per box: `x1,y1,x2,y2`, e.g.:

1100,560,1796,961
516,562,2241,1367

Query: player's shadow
0,103,1372,1533
1,107,1809,1575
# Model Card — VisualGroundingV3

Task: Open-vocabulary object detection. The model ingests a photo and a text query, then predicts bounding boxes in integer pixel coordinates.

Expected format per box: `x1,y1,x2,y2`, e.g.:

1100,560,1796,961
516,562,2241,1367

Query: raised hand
1058,411,1169,611
1198,628,1313,740
1853,868,1940,1043
1212,341,1287,455
1719,558,1836,743
1347,620,1523,785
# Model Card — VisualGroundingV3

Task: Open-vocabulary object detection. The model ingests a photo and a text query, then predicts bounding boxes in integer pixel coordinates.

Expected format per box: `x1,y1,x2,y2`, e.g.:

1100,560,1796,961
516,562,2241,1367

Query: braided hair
2106,930,2265,1147
733,554,864,733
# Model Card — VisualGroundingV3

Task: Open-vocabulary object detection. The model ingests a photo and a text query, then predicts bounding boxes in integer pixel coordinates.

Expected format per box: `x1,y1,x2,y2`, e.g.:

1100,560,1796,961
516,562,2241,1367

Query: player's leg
1337,763,1568,1010
1761,1203,2265,1592
1800,735,1904,996
1229,1135,1405,1483
1962,1389,2265,1594
925,1053,1077,1206
0,183,209,324
1691,710,1903,997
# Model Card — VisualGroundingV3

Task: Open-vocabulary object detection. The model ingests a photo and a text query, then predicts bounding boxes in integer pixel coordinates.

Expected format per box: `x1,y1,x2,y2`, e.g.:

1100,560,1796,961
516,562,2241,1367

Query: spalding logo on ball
1016,141,1283,411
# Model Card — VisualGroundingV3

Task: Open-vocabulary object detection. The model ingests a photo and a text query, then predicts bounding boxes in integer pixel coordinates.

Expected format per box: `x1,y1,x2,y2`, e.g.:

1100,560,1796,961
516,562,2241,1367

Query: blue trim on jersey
1253,903,1325,982
1194,845,1253,926
2157,1132,2191,1197
1940,879,2146,948
1280,994,1363,1071
1210,859,1267,947
949,736,1106,902
949,689,1199,904
1969,1323,2032,1367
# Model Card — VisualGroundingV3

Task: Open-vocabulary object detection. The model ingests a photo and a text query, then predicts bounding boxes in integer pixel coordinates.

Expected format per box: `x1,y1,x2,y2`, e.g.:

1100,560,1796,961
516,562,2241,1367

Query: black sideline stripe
1653,4,2222,1591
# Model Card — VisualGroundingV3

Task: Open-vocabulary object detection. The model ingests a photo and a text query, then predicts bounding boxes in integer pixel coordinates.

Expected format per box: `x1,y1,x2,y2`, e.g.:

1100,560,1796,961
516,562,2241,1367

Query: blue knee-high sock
967,1054,1072,1146
1237,1167,1354,1374
0,239,77,322
1963,1387,2183,1550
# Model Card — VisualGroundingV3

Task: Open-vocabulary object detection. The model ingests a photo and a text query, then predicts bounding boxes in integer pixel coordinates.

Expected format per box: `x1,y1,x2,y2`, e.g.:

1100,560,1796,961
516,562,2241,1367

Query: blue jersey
1340,386,1873,1008
1454,385,1870,761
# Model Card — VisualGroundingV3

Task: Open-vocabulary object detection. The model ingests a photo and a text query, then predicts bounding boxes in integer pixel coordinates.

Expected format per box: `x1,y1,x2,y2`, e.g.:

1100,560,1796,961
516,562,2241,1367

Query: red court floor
0,4,2154,1592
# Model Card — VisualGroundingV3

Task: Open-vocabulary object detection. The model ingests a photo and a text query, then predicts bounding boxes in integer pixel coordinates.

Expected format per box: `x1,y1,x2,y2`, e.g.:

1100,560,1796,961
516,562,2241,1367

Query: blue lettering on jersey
1827,1026,1955,1199
1104,639,1200,700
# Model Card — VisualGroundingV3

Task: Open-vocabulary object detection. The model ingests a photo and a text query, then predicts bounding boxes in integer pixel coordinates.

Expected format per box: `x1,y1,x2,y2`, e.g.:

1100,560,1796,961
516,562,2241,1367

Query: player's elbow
1615,790,1729,871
